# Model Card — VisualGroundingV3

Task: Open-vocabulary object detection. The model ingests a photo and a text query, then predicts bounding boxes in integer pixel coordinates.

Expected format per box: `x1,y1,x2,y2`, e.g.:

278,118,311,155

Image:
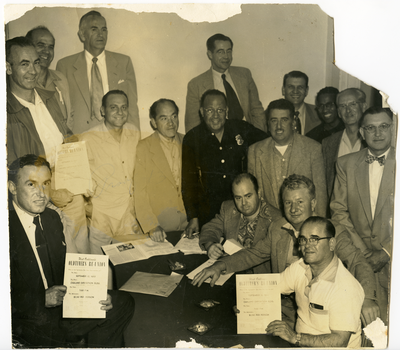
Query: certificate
236,274,281,334
63,253,108,318
54,141,92,195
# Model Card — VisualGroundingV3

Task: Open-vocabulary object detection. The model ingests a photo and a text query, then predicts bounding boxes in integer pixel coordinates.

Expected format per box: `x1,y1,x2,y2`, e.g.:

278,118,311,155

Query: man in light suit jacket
331,106,395,325
282,70,320,135
248,99,327,216
185,33,265,132
135,99,188,242
56,10,140,134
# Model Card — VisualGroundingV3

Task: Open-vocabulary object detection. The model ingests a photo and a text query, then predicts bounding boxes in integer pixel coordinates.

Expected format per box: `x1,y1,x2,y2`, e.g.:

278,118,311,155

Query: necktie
222,74,244,120
33,216,54,287
294,111,301,134
91,57,104,121
366,154,385,166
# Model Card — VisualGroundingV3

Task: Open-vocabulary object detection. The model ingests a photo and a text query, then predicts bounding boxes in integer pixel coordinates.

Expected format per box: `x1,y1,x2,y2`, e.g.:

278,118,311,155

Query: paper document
120,271,183,297
102,237,179,265
174,236,207,255
63,253,108,318
54,141,92,195
223,239,243,255
236,274,281,334
186,259,233,286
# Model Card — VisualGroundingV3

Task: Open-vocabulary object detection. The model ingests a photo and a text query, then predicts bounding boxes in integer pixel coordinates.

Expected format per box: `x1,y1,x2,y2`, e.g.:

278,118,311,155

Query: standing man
134,99,188,242
57,10,140,134
331,106,395,325
185,33,265,132
182,89,267,236
281,70,320,135
322,88,367,199
306,87,344,143
26,26,73,129
248,99,327,216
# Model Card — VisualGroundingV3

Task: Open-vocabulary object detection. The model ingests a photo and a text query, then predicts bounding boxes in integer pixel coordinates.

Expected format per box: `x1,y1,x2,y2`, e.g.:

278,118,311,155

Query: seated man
266,217,364,348
135,99,188,242
80,90,142,254
199,173,281,268
8,154,135,347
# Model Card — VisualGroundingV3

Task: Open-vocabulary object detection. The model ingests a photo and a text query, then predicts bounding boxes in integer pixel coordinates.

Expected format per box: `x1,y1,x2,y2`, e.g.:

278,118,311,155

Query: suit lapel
73,52,90,110
276,228,291,272
226,206,241,241
355,150,373,226
230,68,245,102
204,68,215,90
260,140,279,204
106,51,119,89
150,133,176,186
288,134,303,173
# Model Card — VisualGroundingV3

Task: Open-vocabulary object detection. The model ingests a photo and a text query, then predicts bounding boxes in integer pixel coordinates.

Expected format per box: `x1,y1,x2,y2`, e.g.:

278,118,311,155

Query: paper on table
63,253,108,318
54,141,92,195
186,259,233,286
174,236,207,255
236,274,281,334
119,271,183,297
223,239,243,255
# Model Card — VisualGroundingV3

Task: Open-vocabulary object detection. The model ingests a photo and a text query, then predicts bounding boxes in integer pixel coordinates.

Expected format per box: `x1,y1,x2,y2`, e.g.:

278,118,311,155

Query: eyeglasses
338,101,360,111
317,102,336,111
204,108,227,116
298,236,331,246
362,123,392,134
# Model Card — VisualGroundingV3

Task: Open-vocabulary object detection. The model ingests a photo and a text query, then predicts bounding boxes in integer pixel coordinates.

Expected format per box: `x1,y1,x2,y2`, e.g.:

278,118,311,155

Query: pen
182,232,199,239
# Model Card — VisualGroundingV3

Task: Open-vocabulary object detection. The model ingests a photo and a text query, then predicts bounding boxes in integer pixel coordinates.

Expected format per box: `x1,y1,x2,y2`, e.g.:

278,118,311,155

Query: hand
83,189,94,198
361,299,380,326
207,243,224,260
50,188,74,208
191,261,226,287
233,305,240,315
266,320,297,344
183,218,199,239
366,250,390,272
99,293,113,312
363,248,374,258
149,226,167,242
45,285,67,308
63,134,79,143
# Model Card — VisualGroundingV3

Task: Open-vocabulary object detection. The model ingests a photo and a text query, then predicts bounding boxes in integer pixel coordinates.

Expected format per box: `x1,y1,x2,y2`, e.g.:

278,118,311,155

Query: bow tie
366,154,385,166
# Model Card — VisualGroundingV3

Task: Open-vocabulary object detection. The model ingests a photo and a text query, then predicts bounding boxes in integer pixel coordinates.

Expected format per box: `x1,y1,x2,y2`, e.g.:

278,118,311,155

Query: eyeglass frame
337,101,362,111
203,108,227,116
361,123,392,134
298,235,332,246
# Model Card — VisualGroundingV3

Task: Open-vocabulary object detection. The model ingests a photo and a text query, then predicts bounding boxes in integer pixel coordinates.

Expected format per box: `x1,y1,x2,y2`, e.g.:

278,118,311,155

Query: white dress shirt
85,50,109,94
337,129,362,158
296,103,306,135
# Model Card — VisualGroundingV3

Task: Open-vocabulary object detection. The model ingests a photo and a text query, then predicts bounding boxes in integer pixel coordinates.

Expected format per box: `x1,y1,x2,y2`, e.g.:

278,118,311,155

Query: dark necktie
294,111,301,134
91,57,104,121
366,154,385,166
33,216,54,287
222,74,244,120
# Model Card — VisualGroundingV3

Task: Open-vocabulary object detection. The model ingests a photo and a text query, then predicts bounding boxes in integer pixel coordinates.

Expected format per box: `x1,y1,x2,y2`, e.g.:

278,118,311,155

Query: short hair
283,71,309,88
206,33,233,52
79,10,103,30
6,36,35,63
315,86,339,106
149,99,179,120
26,25,55,42
337,88,366,105
359,106,393,127
300,216,336,238
232,173,259,193
8,154,51,184
265,99,295,122
281,174,316,199
200,89,227,108
101,90,129,108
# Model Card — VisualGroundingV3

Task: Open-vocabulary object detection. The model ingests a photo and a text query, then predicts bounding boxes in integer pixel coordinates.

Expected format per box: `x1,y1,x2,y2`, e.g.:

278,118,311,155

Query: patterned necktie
91,57,104,121
222,74,244,120
294,111,301,134
33,215,54,287
366,154,385,166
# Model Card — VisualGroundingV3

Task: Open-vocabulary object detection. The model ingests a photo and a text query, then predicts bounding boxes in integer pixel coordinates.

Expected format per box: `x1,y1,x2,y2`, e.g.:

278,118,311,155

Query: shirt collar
85,49,106,62
297,102,306,113
368,147,390,159
212,67,230,79
300,254,339,283
157,131,177,144
12,89,42,108
13,200,39,225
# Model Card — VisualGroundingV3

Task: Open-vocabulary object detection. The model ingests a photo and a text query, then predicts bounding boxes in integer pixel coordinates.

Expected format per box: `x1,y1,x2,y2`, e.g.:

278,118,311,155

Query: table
112,232,291,348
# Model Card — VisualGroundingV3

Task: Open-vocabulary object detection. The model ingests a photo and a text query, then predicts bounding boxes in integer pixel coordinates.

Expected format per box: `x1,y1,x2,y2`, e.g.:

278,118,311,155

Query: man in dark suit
56,10,140,134
185,33,265,132
331,106,395,325
8,154,135,347
281,70,320,135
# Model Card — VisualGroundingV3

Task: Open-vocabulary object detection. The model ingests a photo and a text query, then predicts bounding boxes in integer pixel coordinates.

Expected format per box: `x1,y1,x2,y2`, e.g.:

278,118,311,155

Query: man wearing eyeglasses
331,106,395,325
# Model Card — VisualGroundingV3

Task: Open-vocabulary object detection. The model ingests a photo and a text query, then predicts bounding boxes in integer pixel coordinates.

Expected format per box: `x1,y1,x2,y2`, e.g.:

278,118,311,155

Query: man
331,106,395,325
306,86,345,143
199,173,281,267
248,99,327,216
185,33,265,132
26,26,73,129
193,174,379,328
56,10,140,134
8,154,135,347
182,89,267,236
322,88,367,199
80,90,142,254
281,70,320,135
266,217,364,348
134,99,188,242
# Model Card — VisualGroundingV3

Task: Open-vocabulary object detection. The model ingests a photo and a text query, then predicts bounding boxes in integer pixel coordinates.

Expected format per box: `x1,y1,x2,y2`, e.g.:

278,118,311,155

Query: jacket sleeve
185,79,202,133
310,143,328,217
198,202,227,250
125,57,140,131
246,69,266,132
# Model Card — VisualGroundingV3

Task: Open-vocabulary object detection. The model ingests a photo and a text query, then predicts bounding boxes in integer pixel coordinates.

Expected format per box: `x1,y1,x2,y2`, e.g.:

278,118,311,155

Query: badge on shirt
310,302,324,310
